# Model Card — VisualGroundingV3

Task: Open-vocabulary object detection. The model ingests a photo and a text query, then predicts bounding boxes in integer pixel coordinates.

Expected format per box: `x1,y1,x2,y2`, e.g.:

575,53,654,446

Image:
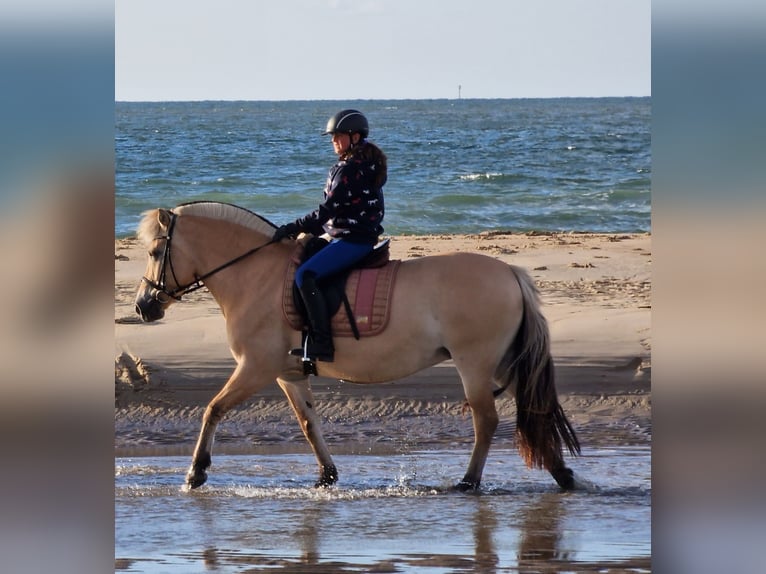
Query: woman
273,109,387,362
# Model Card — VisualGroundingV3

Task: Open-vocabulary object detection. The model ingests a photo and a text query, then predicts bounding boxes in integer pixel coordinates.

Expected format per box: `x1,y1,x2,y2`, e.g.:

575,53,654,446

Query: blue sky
116,0,650,101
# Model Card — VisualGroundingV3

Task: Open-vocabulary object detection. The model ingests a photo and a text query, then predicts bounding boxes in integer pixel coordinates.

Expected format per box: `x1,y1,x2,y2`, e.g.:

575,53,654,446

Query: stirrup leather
289,333,320,376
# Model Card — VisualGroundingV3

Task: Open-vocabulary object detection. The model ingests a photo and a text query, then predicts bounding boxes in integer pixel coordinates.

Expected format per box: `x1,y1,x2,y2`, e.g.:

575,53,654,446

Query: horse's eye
149,249,161,259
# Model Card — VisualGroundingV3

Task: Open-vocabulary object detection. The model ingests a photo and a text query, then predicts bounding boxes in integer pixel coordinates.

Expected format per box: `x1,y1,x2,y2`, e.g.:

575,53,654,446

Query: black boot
290,272,334,362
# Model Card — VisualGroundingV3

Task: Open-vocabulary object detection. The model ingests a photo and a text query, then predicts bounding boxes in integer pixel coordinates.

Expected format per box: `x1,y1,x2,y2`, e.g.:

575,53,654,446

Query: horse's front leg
186,362,272,489
277,376,338,487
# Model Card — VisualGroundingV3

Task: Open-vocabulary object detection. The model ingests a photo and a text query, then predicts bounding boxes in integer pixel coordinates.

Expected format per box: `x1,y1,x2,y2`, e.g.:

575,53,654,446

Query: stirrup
289,337,318,376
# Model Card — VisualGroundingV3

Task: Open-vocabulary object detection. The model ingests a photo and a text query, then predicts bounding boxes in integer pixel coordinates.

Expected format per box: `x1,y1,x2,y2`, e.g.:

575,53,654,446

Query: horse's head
134,201,280,322
134,208,189,322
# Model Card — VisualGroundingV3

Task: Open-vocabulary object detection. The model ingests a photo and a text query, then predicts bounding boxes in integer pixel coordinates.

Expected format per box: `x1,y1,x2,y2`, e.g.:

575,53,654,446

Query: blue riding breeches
295,239,374,288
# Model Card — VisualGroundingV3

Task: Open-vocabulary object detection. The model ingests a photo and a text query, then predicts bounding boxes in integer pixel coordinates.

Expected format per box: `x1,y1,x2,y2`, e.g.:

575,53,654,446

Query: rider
273,109,387,362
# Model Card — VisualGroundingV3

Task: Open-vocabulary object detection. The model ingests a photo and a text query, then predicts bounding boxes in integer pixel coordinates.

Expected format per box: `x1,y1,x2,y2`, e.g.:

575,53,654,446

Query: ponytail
346,140,387,188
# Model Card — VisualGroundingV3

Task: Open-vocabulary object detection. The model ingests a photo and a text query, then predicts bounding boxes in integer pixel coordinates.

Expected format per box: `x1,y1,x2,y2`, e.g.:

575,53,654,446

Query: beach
115,231,651,453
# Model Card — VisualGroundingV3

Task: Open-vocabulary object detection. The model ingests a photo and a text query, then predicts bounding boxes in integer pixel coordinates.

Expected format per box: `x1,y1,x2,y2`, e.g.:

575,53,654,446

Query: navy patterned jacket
293,142,385,244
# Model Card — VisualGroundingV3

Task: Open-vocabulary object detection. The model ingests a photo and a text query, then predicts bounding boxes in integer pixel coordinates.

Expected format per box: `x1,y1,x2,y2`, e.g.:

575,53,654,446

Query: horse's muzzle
135,294,165,322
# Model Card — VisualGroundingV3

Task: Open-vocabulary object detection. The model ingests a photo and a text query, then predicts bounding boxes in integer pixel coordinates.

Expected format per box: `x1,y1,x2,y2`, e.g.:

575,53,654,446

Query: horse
134,201,581,491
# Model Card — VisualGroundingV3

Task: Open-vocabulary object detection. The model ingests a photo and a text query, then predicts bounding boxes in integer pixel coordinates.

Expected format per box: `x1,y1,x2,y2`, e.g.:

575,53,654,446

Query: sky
115,0,650,101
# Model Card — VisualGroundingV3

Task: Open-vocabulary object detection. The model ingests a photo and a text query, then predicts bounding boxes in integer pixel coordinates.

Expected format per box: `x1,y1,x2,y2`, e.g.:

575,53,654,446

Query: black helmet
323,109,369,138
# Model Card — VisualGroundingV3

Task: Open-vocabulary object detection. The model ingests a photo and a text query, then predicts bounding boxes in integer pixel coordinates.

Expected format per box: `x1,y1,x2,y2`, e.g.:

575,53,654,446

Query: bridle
141,211,277,303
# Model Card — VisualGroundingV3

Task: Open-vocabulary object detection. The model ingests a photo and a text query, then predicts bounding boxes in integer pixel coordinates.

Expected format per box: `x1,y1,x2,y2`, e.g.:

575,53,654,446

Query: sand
115,231,651,455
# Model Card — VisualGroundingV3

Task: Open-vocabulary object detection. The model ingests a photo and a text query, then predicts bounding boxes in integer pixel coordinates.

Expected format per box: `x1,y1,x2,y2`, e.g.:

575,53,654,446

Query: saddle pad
282,259,401,338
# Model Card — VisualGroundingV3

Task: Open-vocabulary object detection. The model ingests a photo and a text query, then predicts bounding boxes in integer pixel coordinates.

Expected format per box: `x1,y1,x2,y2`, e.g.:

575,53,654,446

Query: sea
115,98,650,238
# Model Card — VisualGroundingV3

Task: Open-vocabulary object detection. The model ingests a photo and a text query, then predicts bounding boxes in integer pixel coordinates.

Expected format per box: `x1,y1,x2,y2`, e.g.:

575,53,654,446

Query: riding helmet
323,109,369,138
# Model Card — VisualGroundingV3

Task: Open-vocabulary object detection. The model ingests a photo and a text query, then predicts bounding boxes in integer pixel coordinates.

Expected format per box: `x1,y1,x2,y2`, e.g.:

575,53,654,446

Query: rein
142,211,277,301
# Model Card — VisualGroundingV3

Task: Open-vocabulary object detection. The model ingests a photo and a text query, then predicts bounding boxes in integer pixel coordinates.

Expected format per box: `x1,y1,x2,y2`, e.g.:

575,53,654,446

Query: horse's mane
137,202,277,246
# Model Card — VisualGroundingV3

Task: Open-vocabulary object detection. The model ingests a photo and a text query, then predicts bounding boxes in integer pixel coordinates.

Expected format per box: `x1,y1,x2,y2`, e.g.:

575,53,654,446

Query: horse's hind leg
455,369,499,491
277,376,338,487
547,447,576,490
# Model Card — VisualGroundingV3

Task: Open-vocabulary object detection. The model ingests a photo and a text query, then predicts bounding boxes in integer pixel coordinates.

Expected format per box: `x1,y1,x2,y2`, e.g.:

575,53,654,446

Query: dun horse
134,202,580,490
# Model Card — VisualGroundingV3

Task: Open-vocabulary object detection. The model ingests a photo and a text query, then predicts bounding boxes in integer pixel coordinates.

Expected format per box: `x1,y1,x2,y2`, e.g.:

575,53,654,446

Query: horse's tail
494,265,581,470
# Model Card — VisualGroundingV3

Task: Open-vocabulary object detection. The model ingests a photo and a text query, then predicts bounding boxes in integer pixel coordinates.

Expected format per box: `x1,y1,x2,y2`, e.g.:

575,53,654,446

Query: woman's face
331,132,351,155
332,132,359,155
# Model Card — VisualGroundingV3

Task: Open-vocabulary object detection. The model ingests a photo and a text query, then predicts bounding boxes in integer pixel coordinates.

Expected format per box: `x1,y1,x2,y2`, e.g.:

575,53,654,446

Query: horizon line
115,94,651,104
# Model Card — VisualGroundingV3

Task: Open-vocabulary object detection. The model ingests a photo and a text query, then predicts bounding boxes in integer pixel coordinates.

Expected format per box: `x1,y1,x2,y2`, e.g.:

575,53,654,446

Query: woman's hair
344,140,388,188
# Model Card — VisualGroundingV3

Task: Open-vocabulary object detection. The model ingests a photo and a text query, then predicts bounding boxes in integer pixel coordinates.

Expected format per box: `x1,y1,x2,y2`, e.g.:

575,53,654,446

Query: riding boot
290,273,335,362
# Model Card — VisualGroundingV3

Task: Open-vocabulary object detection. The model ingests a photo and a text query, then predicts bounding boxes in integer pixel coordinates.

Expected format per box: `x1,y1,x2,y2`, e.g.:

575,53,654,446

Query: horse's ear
157,209,172,229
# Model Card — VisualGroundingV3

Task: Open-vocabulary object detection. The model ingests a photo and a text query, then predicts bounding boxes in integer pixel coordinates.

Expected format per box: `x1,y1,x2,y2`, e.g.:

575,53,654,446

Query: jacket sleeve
293,202,331,236
291,164,344,235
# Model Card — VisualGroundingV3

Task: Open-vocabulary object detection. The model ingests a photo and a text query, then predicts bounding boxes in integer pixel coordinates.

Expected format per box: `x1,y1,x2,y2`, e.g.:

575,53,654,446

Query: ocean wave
458,172,505,182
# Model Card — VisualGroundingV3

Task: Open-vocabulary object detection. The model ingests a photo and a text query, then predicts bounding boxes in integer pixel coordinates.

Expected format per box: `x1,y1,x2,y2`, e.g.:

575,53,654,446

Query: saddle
282,237,400,339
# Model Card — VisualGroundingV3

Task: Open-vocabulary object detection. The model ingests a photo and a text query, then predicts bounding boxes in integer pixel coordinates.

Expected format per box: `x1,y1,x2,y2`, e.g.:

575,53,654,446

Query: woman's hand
273,223,300,241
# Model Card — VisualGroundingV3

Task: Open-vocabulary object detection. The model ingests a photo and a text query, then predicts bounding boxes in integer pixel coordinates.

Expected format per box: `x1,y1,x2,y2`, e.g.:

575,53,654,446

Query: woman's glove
273,223,300,241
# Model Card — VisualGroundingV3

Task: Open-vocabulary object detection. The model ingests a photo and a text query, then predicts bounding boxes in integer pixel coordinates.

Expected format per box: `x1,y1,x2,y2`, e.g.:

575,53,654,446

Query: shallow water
116,446,650,573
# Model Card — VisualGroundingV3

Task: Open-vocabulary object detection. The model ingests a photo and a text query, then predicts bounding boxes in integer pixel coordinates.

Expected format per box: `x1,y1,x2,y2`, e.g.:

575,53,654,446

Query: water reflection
472,496,499,573
189,495,222,571
517,493,569,573
295,499,323,566
185,493,572,573
202,547,218,571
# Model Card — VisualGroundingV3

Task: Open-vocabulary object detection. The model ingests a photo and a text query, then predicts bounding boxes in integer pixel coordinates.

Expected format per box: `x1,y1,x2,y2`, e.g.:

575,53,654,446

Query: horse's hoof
186,469,208,489
551,466,575,490
454,479,480,492
315,464,338,488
